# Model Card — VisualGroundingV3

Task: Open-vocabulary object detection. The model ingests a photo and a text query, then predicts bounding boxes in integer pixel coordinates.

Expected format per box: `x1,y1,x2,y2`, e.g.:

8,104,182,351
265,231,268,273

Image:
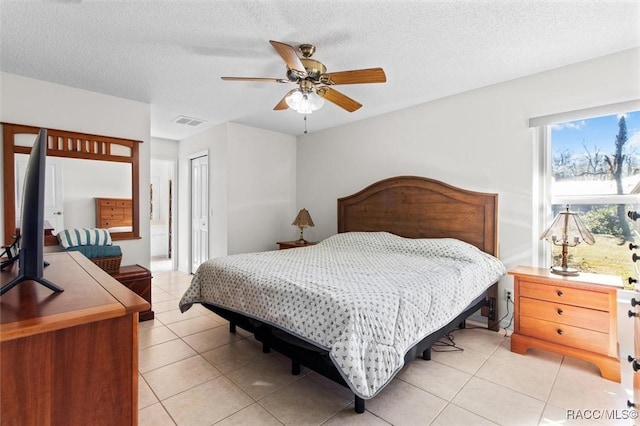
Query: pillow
57,228,112,249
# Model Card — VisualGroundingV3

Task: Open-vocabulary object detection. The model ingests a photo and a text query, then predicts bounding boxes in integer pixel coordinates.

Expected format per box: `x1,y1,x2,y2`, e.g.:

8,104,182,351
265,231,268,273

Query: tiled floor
140,269,633,426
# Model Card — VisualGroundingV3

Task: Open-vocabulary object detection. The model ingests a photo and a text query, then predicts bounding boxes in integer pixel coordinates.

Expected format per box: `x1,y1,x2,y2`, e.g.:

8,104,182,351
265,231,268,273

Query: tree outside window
549,111,640,279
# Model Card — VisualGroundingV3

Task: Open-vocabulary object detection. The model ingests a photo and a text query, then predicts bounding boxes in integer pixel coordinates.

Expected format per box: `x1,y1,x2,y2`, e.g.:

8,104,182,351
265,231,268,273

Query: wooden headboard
338,176,498,256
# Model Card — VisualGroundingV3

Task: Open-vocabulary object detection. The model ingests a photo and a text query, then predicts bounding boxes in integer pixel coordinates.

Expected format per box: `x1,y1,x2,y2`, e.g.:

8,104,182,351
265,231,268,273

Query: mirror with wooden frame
2,123,141,246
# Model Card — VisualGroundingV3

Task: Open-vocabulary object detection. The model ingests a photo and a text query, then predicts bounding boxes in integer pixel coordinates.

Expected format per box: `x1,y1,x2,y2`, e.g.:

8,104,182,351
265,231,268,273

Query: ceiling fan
221,40,387,114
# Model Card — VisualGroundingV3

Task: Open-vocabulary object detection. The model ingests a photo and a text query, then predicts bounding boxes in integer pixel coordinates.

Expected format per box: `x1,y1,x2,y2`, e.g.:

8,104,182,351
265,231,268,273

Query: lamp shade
285,90,324,114
292,208,315,228
540,206,595,247
540,205,595,275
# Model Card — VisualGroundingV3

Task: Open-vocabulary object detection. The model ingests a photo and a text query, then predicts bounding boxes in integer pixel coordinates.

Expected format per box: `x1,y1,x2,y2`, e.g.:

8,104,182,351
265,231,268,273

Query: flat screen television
0,128,63,296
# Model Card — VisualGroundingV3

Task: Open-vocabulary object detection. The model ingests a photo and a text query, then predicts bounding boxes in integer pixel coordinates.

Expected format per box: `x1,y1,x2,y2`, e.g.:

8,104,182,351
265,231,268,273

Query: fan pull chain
304,114,308,134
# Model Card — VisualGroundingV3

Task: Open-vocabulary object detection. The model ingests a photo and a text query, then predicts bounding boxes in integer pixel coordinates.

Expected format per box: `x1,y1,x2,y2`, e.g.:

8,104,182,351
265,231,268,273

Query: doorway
150,158,176,273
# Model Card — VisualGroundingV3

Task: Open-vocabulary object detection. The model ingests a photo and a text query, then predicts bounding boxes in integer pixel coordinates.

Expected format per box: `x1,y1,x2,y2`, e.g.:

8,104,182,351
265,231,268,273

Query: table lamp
540,205,595,275
292,208,314,244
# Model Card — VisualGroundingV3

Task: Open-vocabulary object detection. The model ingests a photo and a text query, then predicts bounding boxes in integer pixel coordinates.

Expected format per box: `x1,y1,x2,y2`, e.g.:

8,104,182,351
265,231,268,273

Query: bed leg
354,396,365,413
458,320,466,329
422,348,431,360
262,342,271,353
292,360,301,375
229,322,236,333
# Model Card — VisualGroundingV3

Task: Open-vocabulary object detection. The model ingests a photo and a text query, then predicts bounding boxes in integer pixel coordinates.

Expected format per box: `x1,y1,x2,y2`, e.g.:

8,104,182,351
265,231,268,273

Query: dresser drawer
99,199,132,208
519,316,609,355
520,297,609,333
519,280,610,311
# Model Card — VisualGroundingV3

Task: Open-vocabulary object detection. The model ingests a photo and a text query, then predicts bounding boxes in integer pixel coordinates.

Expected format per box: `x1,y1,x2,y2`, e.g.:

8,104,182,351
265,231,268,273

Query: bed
179,176,505,413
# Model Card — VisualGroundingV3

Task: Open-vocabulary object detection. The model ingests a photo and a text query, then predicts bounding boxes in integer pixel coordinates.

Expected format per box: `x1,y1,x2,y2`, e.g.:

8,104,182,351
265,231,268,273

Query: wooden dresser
0,252,149,426
509,265,622,382
95,197,133,229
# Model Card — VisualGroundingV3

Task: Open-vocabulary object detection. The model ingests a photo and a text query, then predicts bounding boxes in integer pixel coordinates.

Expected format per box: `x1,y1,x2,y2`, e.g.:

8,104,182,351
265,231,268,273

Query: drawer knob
631,243,639,250
632,298,640,307
628,400,636,408
630,277,638,285
556,290,563,297
629,310,637,318
556,329,563,335
629,211,640,221
633,361,640,372
557,308,563,315
634,253,640,263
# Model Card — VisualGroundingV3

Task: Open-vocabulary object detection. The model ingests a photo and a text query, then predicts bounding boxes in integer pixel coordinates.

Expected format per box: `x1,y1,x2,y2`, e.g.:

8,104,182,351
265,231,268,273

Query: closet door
191,154,208,273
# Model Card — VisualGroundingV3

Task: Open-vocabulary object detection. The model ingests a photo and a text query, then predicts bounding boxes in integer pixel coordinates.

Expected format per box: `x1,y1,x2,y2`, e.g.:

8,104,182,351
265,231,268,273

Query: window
537,108,640,279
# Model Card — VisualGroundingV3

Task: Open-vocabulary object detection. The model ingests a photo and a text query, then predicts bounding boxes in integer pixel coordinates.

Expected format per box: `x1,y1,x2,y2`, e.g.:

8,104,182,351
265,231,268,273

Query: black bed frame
203,285,496,413
200,176,500,413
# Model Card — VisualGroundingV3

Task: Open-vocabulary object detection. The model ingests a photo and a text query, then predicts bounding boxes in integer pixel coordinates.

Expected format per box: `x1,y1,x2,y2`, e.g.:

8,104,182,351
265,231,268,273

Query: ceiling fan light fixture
285,89,324,114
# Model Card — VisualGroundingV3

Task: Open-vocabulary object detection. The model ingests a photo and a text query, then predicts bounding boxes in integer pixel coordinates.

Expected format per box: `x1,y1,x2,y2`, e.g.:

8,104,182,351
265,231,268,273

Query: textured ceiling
1,1,639,140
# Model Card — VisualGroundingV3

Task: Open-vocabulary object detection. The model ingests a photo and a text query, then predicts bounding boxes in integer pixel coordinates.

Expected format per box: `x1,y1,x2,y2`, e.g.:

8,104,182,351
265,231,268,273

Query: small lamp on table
292,208,315,244
540,205,595,275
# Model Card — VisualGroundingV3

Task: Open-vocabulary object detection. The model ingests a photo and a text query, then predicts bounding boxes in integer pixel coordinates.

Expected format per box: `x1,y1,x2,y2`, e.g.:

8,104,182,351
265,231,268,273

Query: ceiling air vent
173,115,206,127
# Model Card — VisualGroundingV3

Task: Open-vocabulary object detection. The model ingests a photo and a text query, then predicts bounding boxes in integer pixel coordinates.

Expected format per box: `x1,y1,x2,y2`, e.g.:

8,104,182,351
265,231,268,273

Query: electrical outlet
504,289,512,301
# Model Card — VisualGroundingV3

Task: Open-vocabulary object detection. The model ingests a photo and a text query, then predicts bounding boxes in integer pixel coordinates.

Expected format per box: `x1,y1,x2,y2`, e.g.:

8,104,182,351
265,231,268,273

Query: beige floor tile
430,344,492,375
139,317,166,330
139,325,179,349
214,403,283,425
167,315,224,337
201,338,267,374
152,289,178,303
259,374,352,425
323,406,392,425
365,379,447,426
156,307,204,325
139,339,198,373
143,355,222,400
154,299,182,314
397,357,472,401
446,327,507,355
451,376,545,426
475,341,562,400
139,402,176,426
163,376,253,426
431,404,498,426
226,352,306,400
182,324,245,353
138,375,159,409
548,357,628,412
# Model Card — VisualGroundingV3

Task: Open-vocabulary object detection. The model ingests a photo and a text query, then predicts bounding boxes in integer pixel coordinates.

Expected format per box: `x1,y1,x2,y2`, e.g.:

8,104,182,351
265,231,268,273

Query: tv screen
0,128,63,295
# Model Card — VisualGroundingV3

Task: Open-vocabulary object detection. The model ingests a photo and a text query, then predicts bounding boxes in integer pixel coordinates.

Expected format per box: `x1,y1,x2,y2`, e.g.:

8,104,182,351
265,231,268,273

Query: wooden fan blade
316,87,362,112
322,68,386,85
274,90,296,111
269,40,307,75
221,77,290,83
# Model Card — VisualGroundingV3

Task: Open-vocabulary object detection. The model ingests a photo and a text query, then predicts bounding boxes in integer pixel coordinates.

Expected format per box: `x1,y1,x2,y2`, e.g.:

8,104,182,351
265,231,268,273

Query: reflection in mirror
15,155,132,234
2,123,141,246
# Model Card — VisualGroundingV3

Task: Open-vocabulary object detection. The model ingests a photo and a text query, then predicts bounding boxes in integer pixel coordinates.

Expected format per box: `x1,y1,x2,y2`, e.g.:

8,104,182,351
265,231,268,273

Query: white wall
0,72,151,267
296,47,640,315
227,123,297,254
177,123,228,272
176,122,296,272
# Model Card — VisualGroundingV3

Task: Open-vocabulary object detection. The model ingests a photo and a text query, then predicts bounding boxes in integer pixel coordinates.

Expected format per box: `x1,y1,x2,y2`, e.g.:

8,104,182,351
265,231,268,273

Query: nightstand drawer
519,280,609,311
520,297,609,333
519,316,609,355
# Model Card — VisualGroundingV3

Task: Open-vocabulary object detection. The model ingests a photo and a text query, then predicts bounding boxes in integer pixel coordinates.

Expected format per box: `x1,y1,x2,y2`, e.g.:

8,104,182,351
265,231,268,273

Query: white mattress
179,232,505,398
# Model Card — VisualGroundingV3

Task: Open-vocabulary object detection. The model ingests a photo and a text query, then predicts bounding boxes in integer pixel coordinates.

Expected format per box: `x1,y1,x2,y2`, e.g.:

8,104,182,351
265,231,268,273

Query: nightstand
277,240,317,250
509,265,622,382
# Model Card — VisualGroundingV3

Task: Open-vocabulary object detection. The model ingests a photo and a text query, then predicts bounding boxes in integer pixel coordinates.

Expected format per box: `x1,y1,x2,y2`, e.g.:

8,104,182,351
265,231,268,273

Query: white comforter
179,232,505,398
